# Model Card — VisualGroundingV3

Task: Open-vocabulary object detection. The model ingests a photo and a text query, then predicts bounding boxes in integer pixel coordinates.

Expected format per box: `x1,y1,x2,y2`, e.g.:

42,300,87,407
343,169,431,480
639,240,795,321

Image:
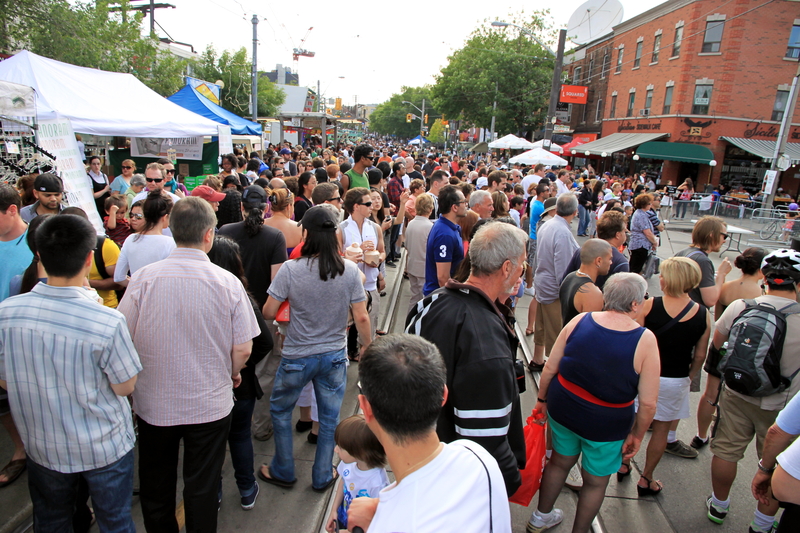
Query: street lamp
402,99,427,137
492,20,566,153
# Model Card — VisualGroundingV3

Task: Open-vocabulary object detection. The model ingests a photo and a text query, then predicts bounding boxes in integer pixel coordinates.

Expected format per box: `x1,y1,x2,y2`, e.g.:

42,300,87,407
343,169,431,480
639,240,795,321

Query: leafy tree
369,86,437,138
428,119,445,144
431,11,556,136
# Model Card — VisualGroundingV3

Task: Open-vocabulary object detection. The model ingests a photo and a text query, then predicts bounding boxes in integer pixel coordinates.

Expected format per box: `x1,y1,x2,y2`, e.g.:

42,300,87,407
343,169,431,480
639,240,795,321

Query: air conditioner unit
639,109,650,116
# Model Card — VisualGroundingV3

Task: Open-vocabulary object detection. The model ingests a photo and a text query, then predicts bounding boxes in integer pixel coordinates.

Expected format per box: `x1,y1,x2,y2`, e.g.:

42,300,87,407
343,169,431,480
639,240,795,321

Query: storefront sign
616,120,663,132
560,85,588,104
763,170,778,194
131,136,204,160
37,118,104,233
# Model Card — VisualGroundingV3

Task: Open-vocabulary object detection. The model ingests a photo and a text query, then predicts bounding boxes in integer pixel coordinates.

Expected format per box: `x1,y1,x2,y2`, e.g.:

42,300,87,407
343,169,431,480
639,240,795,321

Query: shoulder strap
95,236,109,279
687,250,706,259
461,444,493,533
653,300,695,336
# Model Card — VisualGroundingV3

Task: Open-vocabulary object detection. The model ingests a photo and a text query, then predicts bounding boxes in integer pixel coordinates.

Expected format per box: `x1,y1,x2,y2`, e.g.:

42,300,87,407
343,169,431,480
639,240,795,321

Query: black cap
298,205,338,232
242,185,267,206
34,172,63,193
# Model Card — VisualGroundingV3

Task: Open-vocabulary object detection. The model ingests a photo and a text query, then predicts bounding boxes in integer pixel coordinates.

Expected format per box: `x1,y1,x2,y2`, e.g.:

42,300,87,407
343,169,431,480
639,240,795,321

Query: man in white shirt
521,164,546,199
132,162,182,204
347,334,511,533
555,170,572,197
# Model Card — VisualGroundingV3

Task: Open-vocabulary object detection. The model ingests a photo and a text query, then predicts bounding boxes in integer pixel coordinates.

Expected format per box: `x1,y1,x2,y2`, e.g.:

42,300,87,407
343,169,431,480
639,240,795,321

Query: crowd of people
1,139,800,533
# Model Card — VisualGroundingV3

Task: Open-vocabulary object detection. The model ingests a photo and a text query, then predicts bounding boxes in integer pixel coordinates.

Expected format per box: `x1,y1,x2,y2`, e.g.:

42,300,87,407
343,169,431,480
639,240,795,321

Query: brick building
563,0,800,196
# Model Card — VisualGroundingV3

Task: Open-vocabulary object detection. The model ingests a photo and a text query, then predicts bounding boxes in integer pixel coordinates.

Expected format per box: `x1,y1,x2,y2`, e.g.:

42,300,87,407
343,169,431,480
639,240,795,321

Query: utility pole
150,0,155,35
765,63,800,210
251,14,258,122
490,81,498,143
542,29,567,150
421,98,426,137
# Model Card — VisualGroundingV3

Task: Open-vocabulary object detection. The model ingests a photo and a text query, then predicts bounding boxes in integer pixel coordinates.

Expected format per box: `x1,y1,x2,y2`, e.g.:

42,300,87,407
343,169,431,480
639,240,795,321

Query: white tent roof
531,139,564,154
0,51,220,137
509,147,568,166
488,134,535,150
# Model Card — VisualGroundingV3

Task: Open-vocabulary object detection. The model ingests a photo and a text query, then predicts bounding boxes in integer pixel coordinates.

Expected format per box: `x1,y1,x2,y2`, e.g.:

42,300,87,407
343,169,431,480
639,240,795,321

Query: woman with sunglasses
110,159,136,195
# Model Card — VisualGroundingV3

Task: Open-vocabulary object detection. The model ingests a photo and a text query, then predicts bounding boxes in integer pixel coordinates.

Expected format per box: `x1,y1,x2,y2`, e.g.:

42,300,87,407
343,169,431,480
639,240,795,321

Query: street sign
554,124,572,133
560,85,588,104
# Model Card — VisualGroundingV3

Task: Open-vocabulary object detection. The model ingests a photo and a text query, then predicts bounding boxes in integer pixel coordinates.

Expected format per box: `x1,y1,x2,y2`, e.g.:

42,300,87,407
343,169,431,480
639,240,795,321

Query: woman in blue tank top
526,273,661,533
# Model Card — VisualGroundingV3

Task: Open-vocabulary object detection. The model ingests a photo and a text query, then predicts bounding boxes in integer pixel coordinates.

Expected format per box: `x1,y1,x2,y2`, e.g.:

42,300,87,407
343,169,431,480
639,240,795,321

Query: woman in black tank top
621,257,711,497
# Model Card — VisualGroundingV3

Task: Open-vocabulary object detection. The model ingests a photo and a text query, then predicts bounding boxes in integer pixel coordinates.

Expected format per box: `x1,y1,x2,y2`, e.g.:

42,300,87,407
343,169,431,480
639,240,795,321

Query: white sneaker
527,508,563,533
524,286,536,297
565,464,583,491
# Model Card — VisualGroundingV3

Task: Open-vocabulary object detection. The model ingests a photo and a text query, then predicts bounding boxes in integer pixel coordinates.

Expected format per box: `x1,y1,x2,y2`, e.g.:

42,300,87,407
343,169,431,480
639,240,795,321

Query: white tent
0,51,220,137
509,147,568,166
488,134,535,150
531,139,564,154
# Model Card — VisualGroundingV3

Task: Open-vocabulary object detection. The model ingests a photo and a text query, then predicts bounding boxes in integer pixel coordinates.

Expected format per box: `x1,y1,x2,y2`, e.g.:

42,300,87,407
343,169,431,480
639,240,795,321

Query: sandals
0,458,26,488
637,475,663,497
525,328,534,336
616,462,631,482
312,469,339,493
257,465,296,489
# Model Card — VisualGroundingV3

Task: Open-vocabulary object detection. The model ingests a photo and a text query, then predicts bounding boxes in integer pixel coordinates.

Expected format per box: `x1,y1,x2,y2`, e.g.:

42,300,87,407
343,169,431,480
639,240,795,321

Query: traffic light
424,114,429,124
406,113,412,123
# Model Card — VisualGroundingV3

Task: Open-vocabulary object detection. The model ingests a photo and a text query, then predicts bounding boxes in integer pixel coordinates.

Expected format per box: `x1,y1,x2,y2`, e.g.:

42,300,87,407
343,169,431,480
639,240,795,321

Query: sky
148,0,665,106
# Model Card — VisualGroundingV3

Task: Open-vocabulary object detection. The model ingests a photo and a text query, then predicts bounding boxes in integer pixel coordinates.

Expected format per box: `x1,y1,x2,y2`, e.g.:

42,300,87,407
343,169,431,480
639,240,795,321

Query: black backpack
717,299,800,397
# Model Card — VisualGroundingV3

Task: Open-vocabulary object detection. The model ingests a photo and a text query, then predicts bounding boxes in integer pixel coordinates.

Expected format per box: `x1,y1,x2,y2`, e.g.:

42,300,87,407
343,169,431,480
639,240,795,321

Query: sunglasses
327,196,342,202
130,213,144,220
165,169,175,174
358,201,373,207
121,166,133,170
721,233,729,241
145,178,164,183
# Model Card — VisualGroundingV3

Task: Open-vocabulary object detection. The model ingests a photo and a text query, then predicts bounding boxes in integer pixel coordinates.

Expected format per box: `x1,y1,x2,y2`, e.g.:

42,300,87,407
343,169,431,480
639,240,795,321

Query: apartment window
602,52,610,78
627,92,636,117
596,98,604,122
702,21,724,53
692,84,713,114
634,41,643,68
672,26,683,57
581,103,588,123
610,95,617,118
652,34,662,63
663,86,673,114
787,25,800,59
616,47,624,73
773,90,790,121
644,89,653,112
573,66,582,84
588,58,595,81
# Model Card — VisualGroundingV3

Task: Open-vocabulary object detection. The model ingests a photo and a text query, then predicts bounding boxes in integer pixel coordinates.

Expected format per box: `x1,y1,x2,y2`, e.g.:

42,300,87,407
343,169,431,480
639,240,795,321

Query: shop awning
635,142,715,164
720,137,800,165
569,132,668,156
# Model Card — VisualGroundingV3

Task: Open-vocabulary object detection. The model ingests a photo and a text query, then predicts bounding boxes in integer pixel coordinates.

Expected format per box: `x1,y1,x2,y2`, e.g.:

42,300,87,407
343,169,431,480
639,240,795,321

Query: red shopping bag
275,300,290,324
509,409,547,506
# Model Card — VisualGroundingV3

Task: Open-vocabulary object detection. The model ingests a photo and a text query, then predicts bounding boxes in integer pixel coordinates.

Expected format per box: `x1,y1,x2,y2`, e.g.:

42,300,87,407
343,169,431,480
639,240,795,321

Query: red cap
191,185,226,202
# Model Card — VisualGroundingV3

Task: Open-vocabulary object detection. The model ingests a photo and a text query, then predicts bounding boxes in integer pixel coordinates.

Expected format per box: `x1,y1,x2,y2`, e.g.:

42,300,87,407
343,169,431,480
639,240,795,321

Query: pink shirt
118,248,260,426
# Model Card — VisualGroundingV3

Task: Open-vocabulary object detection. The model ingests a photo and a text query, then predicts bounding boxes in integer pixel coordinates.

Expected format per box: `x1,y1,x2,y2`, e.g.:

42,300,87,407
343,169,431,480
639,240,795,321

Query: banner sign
217,125,233,156
131,137,203,160
560,85,589,104
36,118,104,234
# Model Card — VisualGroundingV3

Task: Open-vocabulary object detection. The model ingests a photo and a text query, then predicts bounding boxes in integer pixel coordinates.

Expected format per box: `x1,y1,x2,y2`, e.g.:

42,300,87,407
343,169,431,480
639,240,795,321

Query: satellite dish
567,0,624,44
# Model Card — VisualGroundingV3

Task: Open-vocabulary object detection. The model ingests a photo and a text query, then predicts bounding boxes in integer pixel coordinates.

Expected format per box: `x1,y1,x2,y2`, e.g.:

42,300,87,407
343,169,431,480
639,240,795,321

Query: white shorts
654,377,691,422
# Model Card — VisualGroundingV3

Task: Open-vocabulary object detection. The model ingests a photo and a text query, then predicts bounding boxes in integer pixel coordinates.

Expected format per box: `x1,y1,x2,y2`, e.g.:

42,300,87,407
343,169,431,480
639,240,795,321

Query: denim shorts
549,417,625,477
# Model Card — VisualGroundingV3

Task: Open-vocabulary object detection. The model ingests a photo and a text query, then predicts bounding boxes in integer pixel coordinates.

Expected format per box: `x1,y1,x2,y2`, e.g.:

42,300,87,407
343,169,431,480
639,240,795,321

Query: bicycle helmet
789,202,798,211
761,248,800,286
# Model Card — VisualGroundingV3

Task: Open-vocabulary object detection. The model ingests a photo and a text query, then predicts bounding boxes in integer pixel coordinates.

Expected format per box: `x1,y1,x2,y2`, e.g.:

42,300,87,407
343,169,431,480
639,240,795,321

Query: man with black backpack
707,249,800,533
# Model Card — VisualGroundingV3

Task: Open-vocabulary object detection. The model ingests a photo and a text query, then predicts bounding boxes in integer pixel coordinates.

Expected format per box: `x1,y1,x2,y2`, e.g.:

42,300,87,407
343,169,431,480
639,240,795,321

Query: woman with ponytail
114,191,175,285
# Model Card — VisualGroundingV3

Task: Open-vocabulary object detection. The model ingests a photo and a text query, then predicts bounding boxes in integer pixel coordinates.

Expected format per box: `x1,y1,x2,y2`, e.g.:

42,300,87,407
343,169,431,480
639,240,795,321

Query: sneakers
527,509,563,533
665,439,698,459
241,482,259,510
748,520,778,533
706,496,729,524
524,286,536,297
691,435,709,449
565,464,583,491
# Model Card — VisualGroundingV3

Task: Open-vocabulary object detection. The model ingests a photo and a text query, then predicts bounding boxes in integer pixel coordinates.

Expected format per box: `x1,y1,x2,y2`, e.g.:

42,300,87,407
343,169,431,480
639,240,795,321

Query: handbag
642,251,661,280
275,300,290,324
509,409,547,506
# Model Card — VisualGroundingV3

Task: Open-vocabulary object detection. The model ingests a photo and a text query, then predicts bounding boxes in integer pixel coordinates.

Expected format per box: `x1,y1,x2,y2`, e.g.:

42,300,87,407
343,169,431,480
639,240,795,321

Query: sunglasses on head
146,178,164,183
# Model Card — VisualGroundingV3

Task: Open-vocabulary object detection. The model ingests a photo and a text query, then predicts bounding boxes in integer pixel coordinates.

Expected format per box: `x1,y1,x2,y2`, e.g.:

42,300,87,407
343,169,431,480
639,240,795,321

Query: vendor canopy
168,85,261,136
489,134,535,150
0,51,220,137
509,147,568,166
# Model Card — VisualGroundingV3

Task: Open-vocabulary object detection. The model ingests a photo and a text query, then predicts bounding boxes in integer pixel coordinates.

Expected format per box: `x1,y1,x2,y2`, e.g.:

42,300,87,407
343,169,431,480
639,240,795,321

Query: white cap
476,177,489,188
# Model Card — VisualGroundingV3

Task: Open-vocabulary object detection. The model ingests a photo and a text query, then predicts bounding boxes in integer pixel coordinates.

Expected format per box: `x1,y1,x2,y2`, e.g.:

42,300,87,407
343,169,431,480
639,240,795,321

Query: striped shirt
0,284,141,473
117,248,260,426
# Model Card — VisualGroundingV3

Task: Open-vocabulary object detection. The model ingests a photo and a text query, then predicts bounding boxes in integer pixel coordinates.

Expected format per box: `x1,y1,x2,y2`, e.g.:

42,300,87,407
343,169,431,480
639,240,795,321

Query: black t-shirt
218,222,288,308
294,196,313,222
407,170,423,184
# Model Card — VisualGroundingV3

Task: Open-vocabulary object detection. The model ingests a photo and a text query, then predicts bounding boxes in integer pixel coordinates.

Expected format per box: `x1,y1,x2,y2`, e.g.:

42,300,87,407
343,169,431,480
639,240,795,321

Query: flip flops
312,469,339,493
0,458,26,488
257,465,296,489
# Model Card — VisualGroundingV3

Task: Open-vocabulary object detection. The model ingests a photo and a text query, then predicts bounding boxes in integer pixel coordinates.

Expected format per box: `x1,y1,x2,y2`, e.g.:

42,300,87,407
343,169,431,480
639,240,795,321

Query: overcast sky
149,0,665,106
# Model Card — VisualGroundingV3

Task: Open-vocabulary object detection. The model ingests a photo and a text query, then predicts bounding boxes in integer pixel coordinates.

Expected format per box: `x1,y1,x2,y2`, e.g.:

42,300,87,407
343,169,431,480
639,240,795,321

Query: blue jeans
577,205,591,235
27,450,135,533
676,200,690,218
269,348,347,489
227,398,257,496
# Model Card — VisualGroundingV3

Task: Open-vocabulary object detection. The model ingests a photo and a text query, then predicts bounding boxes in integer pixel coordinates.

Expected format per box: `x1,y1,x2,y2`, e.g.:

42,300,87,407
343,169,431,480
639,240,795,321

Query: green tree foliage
369,86,437,139
428,119,445,144
192,46,284,118
431,11,556,135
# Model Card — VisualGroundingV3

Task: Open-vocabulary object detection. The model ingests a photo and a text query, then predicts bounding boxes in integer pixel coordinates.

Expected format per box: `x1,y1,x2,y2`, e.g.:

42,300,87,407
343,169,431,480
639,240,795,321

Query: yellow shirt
89,238,121,308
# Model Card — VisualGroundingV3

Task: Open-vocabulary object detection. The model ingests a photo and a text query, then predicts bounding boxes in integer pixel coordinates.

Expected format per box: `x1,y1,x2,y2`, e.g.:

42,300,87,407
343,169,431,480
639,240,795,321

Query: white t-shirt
521,175,541,199
114,234,176,282
367,440,511,533
132,189,182,205
336,461,390,527
555,179,571,197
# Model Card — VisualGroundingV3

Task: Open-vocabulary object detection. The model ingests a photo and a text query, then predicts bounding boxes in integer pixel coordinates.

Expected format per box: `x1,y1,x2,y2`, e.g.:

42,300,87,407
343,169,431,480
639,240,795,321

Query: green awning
635,142,715,164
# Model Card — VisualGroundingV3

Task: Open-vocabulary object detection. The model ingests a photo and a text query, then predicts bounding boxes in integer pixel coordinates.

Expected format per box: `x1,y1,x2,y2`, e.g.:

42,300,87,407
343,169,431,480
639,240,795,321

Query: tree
368,86,437,139
428,119,445,144
431,11,555,136
192,45,285,118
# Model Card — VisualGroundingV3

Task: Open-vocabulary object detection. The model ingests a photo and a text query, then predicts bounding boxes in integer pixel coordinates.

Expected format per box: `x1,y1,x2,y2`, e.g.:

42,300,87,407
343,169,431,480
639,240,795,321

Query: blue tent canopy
167,85,262,136
407,135,430,145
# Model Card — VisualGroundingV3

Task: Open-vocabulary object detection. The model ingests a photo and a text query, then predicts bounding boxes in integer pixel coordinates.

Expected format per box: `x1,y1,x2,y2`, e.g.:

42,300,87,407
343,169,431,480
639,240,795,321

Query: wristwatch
757,459,775,474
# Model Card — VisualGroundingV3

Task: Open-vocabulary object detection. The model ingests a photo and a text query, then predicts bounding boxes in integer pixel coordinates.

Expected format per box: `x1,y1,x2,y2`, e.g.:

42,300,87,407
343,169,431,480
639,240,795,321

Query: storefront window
610,95,617,118
787,25,800,59
634,41,643,68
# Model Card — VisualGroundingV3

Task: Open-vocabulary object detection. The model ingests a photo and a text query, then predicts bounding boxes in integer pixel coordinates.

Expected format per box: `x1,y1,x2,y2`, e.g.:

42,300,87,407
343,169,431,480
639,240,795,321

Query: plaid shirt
387,176,405,210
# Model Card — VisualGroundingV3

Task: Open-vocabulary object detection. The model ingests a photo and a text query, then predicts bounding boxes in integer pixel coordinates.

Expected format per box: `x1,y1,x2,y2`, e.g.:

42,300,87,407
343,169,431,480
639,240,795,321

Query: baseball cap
543,197,557,214
242,185,268,206
190,185,226,202
34,172,63,193
476,177,488,189
279,148,291,155
298,205,338,232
